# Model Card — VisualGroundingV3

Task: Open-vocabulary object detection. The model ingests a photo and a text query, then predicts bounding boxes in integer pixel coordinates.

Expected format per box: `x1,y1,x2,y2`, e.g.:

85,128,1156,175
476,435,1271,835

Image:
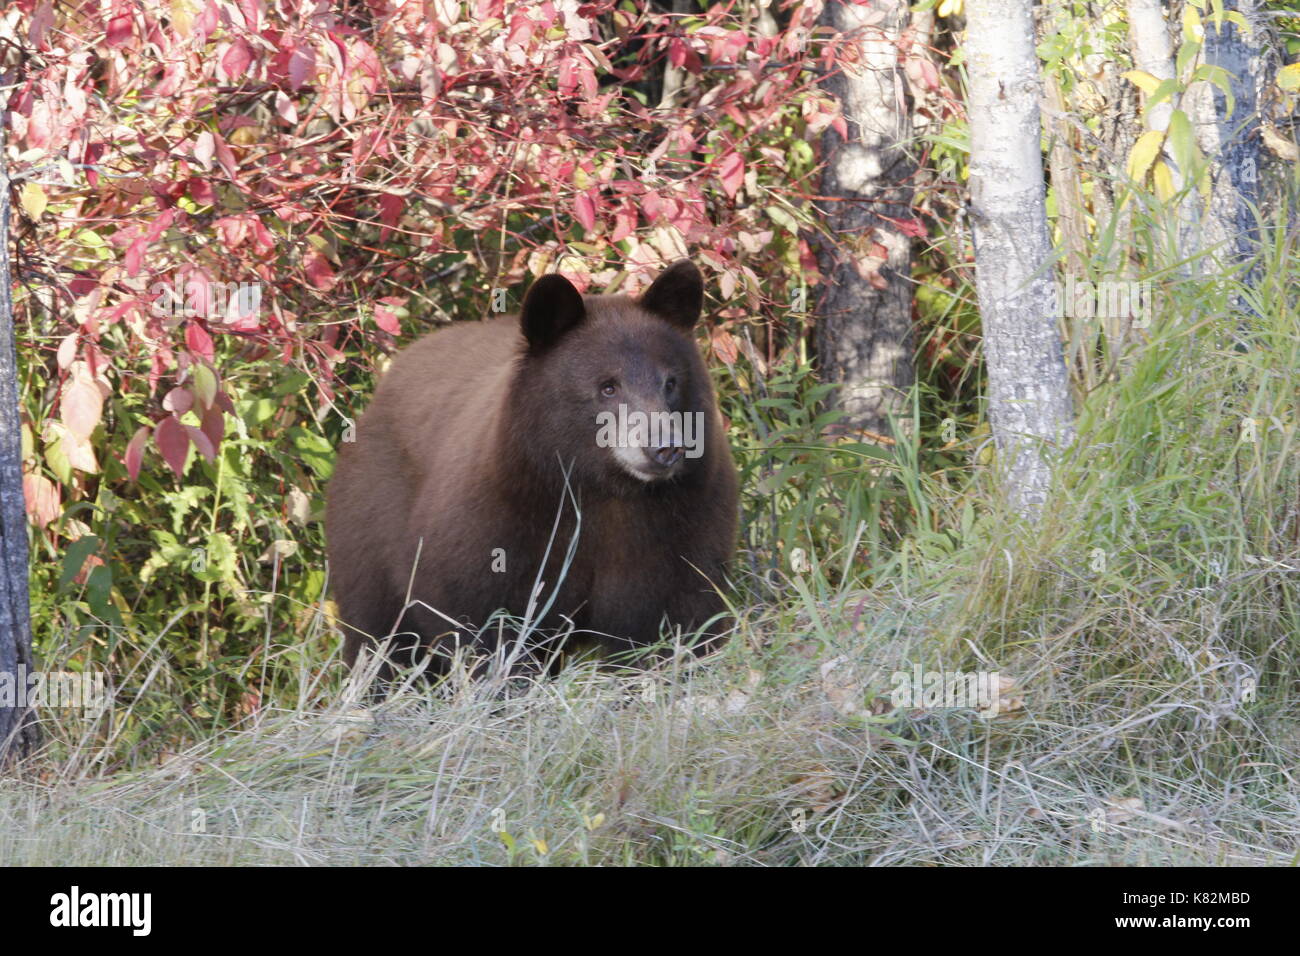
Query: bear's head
512,259,720,493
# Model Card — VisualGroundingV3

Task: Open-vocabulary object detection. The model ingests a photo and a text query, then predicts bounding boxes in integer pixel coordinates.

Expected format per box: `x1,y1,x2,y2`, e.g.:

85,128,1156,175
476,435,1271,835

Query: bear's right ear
521,274,586,353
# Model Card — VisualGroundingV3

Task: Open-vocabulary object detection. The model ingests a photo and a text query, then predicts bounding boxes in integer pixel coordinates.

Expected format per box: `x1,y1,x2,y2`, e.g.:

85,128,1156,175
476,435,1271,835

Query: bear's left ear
640,260,704,330
521,273,586,353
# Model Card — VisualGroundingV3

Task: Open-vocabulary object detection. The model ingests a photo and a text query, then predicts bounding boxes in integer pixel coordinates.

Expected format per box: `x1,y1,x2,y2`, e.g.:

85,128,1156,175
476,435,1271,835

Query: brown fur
325,261,738,677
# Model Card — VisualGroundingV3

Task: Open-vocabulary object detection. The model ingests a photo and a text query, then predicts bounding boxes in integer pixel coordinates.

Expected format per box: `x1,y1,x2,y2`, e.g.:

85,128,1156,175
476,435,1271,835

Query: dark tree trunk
1190,0,1266,277
815,0,916,440
0,134,39,767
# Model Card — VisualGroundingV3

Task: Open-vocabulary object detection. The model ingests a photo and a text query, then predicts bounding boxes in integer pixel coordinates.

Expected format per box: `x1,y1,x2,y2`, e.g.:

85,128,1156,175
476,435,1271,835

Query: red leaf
249,218,276,255
373,305,400,334
237,0,260,30
558,56,576,94
188,177,217,205
718,152,744,200
56,333,77,370
378,193,403,242
124,236,146,277
194,131,215,170
200,404,225,450
574,192,597,233
611,204,636,243
710,327,740,366
222,39,254,80
163,387,193,414
62,375,103,440
921,58,940,90
155,416,189,477
304,250,337,290
275,90,298,125
215,216,249,250
194,0,218,41
105,6,133,48
894,217,927,239
23,472,60,528
124,425,149,481
213,133,238,178
185,424,216,463
186,323,215,363
288,42,315,90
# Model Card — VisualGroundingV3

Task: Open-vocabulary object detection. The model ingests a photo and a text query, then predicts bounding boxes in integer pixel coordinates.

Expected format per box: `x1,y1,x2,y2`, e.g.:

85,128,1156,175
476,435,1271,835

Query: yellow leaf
171,0,199,36
1152,161,1176,201
1182,5,1204,43
1122,70,1162,95
1261,123,1299,163
20,182,47,220
1126,130,1165,183
1278,63,1300,92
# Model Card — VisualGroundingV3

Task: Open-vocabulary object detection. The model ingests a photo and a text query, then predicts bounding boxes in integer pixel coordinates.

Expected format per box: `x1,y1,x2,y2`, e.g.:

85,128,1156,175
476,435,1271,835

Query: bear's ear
640,260,704,330
521,274,586,353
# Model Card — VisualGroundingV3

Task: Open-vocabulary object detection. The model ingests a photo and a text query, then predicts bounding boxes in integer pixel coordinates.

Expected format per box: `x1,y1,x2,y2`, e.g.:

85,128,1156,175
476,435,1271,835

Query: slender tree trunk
965,0,1076,516
1188,0,1266,275
1127,0,1200,256
0,131,39,766
815,0,916,440
1128,0,1179,136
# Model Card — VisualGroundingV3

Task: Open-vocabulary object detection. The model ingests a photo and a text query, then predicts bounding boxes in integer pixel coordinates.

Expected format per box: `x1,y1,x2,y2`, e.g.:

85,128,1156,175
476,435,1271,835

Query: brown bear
325,260,738,679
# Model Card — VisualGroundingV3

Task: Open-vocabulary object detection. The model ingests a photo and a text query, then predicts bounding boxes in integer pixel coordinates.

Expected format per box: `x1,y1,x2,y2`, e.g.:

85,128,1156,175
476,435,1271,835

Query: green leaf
1166,110,1196,181
765,205,799,234
273,371,311,397
45,434,73,485
1175,38,1201,79
85,564,113,618
1147,78,1180,112
288,426,335,480
191,364,218,409
193,532,237,584
60,536,101,591
241,397,278,427
1191,64,1234,117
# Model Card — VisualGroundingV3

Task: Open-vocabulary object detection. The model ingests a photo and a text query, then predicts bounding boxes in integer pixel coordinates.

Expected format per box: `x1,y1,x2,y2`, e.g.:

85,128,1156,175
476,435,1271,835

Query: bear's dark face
513,260,716,493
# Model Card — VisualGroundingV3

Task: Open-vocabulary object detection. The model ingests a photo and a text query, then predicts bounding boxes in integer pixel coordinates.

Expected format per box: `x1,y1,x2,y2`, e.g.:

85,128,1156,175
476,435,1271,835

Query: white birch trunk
965,0,1076,516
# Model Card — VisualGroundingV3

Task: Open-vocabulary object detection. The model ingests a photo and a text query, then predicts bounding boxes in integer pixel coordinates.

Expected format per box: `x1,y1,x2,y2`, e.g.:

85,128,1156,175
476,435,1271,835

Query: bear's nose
650,445,684,467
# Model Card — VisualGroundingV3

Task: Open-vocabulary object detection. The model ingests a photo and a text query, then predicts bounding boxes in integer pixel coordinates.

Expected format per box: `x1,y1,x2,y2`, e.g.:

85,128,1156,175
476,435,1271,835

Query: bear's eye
600,380,618,398
665,376,677,394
